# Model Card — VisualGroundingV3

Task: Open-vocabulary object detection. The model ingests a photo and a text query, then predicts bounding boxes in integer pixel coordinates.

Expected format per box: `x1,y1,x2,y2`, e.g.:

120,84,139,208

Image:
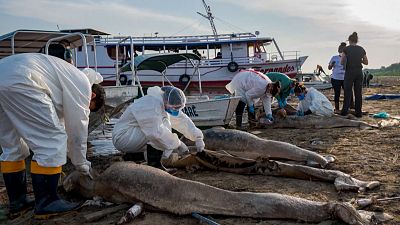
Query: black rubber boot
3,170,34,218
122,152,145,162
31,173,80,219
235,115,243,128
146,145,177,174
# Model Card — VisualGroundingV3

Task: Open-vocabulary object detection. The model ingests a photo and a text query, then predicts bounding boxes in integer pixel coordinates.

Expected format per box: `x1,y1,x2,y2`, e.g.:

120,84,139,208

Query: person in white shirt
294,83,334,117
328,42,347,113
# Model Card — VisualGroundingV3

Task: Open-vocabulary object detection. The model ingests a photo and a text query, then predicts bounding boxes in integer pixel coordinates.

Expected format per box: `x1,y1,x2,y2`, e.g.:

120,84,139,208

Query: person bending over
226,70,280,128
0,53,105,219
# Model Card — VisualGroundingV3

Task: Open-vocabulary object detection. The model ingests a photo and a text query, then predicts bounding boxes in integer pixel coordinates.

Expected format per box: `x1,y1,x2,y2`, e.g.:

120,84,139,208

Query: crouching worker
112,86,205,172
294,83,334,117
266,72,298,114
0,53,105,219
226,70,281,128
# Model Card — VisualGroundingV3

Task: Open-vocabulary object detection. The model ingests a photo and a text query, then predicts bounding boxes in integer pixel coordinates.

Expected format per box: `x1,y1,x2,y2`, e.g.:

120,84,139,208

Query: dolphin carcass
163,150,380,192
63,162,390,225
199,127,332,167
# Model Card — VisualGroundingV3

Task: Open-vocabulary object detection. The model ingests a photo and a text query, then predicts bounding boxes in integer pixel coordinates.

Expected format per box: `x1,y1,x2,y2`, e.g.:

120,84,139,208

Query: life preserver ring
179,74,190,86
179,74,191,86
119,74,128,85
227,61,239,72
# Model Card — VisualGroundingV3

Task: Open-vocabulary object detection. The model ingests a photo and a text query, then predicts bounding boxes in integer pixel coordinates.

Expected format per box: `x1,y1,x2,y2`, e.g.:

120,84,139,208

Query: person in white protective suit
112,86,205,172
0,53,105,219
294,83,334,117
225,70,281,128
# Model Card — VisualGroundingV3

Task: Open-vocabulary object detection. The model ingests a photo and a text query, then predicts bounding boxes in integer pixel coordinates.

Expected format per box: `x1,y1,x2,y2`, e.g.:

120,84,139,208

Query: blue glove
266,113,274,121
278,99,287,108
248,105,255,114
296,110,304,116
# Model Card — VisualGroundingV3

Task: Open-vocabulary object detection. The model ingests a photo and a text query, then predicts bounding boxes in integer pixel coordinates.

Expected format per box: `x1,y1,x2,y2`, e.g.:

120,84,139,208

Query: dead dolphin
64,162,372,224
201,127,332,168
260,115,375,129
163,150,380,192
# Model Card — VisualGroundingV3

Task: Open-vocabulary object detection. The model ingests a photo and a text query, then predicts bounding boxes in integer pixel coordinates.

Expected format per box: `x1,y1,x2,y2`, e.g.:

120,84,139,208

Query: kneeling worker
112,86,205,171
0,53,105,219
294,83,334,117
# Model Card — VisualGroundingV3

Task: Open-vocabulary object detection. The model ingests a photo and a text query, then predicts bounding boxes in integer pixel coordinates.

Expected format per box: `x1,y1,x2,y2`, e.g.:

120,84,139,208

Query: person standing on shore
341,32,368,117
328,42,346,113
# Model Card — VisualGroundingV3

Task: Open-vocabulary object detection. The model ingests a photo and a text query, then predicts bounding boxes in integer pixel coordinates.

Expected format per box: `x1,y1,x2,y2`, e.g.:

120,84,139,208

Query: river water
88,118,120,156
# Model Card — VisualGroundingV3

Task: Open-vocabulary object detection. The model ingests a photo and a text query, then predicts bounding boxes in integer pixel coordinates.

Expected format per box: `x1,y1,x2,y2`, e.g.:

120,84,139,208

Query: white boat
0,29,140,108
63,1,307,94
122,53,241,127
296,72,332,90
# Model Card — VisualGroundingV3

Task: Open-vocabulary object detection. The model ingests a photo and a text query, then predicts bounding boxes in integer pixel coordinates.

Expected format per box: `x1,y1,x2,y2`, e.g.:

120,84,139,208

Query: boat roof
0,29,94,59
121,53,200,73
101,33,273,49
60,28,110,36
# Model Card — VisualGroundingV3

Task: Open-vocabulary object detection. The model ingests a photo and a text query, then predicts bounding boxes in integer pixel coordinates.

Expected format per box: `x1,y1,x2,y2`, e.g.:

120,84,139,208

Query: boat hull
183,96,241,127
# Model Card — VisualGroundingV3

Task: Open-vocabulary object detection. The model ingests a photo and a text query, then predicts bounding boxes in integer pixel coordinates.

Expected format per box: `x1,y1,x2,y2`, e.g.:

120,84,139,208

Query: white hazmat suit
297,87,334,117
0,53,102,169
112,86,203,158
226,70,273,115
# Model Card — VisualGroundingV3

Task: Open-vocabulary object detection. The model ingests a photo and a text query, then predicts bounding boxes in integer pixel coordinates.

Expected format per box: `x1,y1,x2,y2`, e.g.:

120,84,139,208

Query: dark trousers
235,100,255,126
342,69,363,116
331,78,344,104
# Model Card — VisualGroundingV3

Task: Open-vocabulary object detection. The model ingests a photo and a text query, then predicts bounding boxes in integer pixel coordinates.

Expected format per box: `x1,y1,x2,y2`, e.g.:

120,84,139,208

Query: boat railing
266,51,301,61
147,52,302,69
98,32,267,45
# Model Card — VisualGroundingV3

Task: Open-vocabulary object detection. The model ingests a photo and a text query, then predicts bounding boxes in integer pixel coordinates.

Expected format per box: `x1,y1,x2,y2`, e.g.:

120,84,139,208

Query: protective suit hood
81,68,103,85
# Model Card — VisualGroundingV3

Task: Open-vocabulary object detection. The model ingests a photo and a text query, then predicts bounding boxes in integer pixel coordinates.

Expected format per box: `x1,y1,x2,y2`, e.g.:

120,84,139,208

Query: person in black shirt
340,32,368,117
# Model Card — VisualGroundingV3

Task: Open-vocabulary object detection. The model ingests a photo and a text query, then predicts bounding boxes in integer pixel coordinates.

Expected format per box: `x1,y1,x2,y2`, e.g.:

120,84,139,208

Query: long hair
348,32,358,44
338,42,347,53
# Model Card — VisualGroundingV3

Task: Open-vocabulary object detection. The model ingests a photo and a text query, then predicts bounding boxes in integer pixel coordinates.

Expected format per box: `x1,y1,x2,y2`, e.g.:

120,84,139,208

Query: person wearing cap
293,83,334,117
0,53,105,219
112,86,204,172
265,72,297,111
226,70,281,128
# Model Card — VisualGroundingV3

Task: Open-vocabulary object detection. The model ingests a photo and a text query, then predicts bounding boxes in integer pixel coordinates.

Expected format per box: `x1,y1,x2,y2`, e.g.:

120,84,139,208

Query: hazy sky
0,0,399,72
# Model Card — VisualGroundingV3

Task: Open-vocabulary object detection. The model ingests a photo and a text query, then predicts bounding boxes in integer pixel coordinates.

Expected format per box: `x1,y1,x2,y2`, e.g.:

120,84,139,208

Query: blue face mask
165,108,180,116
297,93,305,101
289,88,295,95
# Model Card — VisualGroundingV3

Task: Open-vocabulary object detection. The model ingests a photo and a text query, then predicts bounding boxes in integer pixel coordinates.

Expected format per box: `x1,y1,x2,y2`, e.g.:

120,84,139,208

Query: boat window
106,46,128,60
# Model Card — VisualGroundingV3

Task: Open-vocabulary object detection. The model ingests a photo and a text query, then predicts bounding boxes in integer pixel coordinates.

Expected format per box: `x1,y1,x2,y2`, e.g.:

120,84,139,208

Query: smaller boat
120,53,241,127
296,72,332,90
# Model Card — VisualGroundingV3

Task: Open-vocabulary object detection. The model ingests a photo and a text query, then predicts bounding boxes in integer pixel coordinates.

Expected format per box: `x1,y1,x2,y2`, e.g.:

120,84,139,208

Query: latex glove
177,141,189,155
296,110,304,116
75,164,93,179
266,113,274,122
248,105,255,114
195,138,205,152
278,99,287,108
